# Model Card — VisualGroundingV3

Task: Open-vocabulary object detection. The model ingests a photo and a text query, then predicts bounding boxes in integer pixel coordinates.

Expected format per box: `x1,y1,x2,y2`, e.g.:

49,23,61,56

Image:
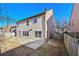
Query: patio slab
26,39,45,49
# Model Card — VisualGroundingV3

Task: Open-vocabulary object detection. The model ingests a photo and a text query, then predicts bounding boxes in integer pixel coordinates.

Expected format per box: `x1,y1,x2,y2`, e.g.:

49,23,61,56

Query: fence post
78,45,79,55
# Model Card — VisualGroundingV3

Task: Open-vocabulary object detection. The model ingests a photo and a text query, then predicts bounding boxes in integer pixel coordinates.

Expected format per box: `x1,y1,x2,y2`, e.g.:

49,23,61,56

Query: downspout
43,8,47,41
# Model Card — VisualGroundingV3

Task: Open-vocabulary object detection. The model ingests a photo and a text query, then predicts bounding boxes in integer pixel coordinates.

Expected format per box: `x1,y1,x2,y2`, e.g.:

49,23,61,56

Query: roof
17,12,45,23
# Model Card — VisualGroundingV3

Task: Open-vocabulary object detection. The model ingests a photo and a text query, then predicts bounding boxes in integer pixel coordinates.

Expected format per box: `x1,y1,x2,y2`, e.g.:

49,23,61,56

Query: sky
0,3,73,27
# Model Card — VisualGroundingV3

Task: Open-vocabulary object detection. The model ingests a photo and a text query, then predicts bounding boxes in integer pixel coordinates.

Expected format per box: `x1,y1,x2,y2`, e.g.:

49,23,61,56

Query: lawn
35,40,68,56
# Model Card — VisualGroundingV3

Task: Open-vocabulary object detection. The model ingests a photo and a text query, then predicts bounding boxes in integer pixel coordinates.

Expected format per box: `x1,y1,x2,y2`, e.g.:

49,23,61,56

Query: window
23,31,29,36
35,31,42,38
26,20,29,26
33,18,37,23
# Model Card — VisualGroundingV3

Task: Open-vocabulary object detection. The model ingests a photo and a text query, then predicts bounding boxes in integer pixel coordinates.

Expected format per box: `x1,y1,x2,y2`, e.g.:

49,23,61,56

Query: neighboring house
4,25,16,33
0,27,4,37
0,27,3,33
64,24,71,33
16,9,56,41
70,4,79,32
4,25,17,37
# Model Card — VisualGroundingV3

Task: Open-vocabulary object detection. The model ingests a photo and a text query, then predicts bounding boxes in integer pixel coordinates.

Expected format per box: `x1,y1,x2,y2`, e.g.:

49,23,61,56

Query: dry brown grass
0,39,68,56
35,40,68,56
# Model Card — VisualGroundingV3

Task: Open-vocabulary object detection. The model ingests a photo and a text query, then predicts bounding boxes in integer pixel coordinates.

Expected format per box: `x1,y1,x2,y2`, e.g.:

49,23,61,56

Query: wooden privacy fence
49,32,64,40
64,33,79,56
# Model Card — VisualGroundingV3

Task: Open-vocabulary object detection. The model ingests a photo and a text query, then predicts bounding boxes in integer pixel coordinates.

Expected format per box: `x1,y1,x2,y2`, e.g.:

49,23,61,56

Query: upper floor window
26,20,29,26
33,18,37,23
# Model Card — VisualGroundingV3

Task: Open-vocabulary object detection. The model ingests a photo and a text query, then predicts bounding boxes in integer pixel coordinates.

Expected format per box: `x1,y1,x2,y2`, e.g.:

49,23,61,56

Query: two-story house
16,9,56,42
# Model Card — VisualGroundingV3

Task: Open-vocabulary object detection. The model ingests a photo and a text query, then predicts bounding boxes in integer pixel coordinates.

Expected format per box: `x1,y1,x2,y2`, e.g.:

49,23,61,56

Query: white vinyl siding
33,18,37,23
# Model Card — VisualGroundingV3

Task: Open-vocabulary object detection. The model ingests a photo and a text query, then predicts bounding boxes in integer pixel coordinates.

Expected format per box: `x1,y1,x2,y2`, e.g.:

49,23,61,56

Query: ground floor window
23,31,29,36
35,31,42,38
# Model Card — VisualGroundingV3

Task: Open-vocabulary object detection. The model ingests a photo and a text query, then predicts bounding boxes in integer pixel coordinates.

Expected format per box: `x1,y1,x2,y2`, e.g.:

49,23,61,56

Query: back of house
16,9,55,42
